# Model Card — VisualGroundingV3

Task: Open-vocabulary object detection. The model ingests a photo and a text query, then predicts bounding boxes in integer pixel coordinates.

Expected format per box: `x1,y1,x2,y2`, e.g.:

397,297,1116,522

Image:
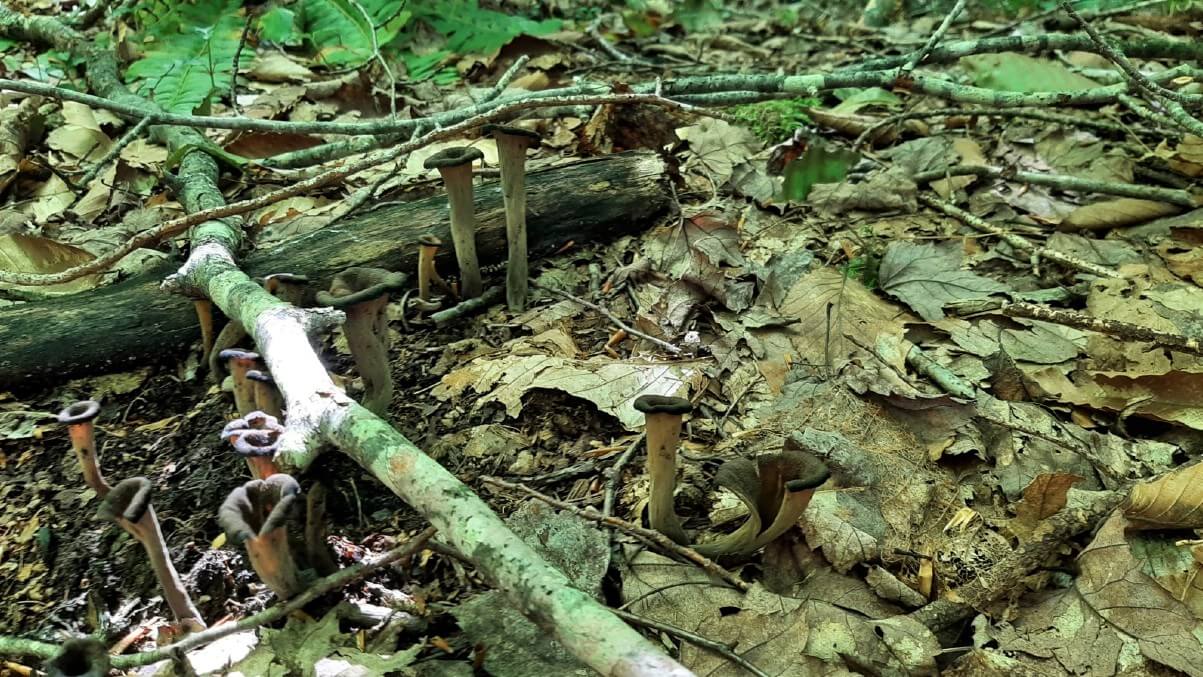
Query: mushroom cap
418,234,443,247
633,395,692,416
262,273,309,285
220,412,282,441
315,267,407,309
784,452,831,492
423,146,484,170
482,124,542,145
231,429,281,458
57,400,101,425
218,348,260,364
246,370,274,384
46,637,110,677
97,477,153,522
219,474,302,543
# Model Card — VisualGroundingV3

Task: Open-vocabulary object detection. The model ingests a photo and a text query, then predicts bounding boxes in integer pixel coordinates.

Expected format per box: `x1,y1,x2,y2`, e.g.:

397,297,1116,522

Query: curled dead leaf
1125,462,1203,529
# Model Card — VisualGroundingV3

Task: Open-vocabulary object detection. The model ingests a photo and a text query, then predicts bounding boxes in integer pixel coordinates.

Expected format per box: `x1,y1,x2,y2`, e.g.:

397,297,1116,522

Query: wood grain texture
0,151,670,387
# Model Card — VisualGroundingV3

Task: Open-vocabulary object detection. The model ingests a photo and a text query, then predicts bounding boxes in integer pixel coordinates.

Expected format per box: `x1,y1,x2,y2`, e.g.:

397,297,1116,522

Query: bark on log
0,151,670,388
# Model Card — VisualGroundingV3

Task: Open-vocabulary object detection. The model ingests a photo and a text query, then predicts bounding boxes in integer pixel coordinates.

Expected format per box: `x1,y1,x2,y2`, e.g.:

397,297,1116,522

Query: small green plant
730,97,818,143
125,0,246,113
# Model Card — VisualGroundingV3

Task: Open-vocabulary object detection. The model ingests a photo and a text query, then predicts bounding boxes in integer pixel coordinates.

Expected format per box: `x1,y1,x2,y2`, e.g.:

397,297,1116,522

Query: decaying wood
0,151,671,388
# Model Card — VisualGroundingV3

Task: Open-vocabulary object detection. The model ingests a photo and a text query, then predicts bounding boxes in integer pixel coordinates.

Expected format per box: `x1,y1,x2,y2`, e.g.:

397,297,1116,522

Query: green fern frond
413,0,560,56
299,0,411,67
125,0,247,114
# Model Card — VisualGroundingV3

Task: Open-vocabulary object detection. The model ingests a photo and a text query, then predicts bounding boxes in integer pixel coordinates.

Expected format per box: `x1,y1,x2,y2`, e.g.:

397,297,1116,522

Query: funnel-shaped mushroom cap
218,474,302,545
57,400,101,425
315,267,407,308
418,234,443,247
97,477,153,523
231,429,282,459
220,412,283,442
633,395,692,416
785,453,830,492
218,348,260,364
482,124,542,145
262,273,309,287
423,146,484,170
45,637,110,677
245,370,274,384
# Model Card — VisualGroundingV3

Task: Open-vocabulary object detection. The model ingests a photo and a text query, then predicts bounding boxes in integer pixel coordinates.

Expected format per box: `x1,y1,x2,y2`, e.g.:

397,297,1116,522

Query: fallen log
0,151,670,388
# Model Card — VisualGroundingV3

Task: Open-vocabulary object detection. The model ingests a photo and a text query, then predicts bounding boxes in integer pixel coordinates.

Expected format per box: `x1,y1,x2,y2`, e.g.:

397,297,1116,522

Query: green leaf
258,6,300,46
414,0,561,56
125,0,248,113
960,53,1101,93
400,49,453,82
300,0,409,67
830,87,902,115
877,241,1009,321
781,144,860,202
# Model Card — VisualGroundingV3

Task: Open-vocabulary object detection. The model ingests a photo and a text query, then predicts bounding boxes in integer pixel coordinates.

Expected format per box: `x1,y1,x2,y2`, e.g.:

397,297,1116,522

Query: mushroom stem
219,349,260,416
633,395,691,544
45,637,109,677
246,370,284,419
315,268,405,417
305,483,340,577
417,235,453,304
425,147,484,299
57,401,109,495
344,297,391,415
194,299,215,364
98,478,206,630
484,125,541,313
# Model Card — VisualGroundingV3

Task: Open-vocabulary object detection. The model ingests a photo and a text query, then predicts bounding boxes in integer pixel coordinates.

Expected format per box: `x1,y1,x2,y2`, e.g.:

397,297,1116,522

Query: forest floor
2,0,1203,675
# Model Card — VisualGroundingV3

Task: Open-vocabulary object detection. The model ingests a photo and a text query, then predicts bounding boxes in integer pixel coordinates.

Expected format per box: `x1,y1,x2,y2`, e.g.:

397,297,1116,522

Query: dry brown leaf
1060,198,1183,231
1012,473,1083,540
1126,462,1203,529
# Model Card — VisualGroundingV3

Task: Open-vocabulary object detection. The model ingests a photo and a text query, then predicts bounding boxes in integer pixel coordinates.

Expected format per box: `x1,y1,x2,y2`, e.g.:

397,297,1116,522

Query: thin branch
0,91,721,287
0,527,437,667
482,476,749,593
910,165,1197,208
69,115,151,200
903,0,968,73
999,302,1203,356
532,280,684,356
603,433,645,571
854,106,1131,149
483,54,530,103
1057,0,1201,109
611,608,770,677
918,194,1123,279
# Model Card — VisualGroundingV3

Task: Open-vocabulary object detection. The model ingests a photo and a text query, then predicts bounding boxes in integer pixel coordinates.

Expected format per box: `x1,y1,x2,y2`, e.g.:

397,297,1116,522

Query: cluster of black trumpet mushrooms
194,124,540,418
43,124,544,675
47,393,344,675
633,395,831,556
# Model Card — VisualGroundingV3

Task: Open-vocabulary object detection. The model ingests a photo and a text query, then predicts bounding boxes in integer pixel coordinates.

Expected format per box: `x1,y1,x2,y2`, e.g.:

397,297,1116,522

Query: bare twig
853,105,1129,149
0,527,437,667
0,91,721,287
69,115,151,201
918,194,1123,279
1058,0,1201,109
903,0,968,73
611,608,770,677
532,280,684,356
910,165,1197,207
1000,302,1203,356
484,55,530,103
603,433,646,570
482,476,749,592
